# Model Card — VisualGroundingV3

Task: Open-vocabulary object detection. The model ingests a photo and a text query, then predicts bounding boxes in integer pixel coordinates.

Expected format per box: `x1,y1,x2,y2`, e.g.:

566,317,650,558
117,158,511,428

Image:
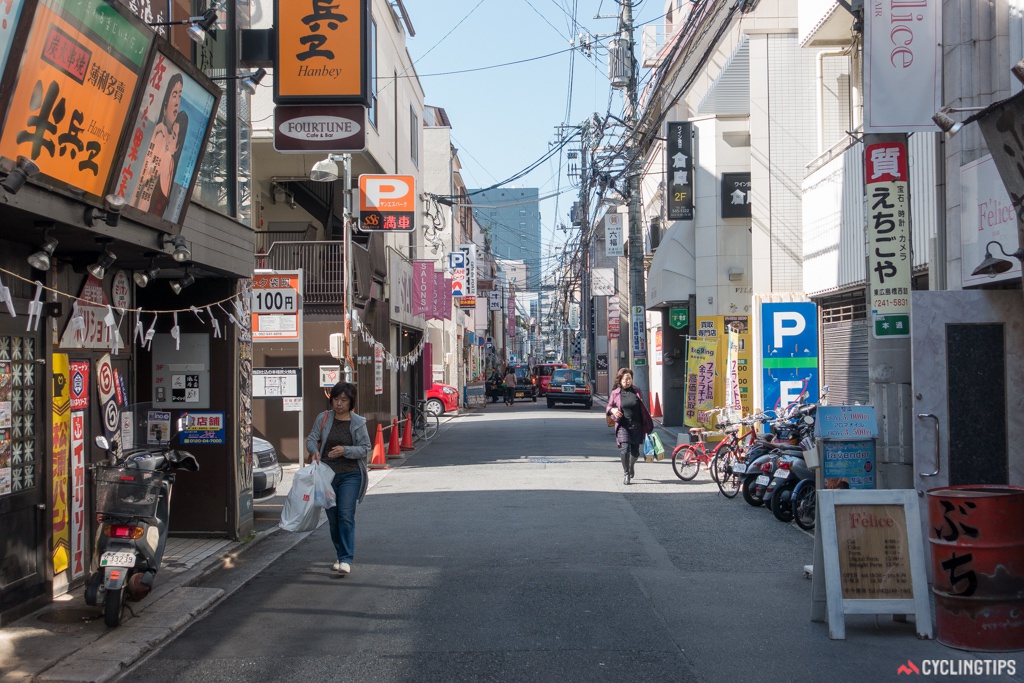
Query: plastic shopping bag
651,432,666,460
279,464,324,532
643,435,655,458
312,462,336,509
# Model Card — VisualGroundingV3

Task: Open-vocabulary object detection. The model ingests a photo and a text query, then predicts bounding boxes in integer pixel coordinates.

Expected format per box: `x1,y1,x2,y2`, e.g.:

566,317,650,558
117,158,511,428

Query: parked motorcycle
85,405,199,626
740,406,810,507
791,477,816,530
762,405,818,522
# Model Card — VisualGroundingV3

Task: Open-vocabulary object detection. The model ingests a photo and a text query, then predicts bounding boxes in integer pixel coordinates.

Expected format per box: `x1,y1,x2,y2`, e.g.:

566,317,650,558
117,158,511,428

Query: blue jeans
327,470,362,563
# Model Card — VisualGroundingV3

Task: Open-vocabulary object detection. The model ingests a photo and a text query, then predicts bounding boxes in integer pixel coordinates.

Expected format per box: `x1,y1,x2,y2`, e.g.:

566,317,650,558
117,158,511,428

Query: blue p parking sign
760,302,819,411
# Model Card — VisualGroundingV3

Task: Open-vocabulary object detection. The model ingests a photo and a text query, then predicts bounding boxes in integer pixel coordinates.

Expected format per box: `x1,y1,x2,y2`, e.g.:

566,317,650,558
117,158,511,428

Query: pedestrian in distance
488,368,502,403
306,381,371,575
503,366,517,406
606,367,654,485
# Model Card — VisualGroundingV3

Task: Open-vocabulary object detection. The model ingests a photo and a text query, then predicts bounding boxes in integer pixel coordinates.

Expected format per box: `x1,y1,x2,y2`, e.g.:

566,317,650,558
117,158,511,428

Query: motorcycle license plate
774,472,790,482
732,463,746,474
99,551,136,568
756,475,770,485
515,392,524,398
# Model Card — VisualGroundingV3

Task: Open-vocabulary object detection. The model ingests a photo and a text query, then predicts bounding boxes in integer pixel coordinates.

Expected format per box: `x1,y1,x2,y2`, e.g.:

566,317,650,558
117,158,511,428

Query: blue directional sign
760,302,819,411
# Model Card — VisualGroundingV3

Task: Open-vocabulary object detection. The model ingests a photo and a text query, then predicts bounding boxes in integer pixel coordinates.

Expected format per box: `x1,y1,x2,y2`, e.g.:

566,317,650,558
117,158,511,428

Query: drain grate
36,606,101,624
527,457,569,463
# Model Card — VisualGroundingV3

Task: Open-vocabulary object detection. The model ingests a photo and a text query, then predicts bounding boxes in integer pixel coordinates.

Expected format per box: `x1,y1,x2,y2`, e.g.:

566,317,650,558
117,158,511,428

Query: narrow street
122,404,1012,682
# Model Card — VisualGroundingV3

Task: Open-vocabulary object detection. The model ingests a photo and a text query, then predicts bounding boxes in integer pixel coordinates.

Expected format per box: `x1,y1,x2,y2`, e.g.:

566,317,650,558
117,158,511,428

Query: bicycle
710,415,768,498
400,393,439,441
670,409,739,482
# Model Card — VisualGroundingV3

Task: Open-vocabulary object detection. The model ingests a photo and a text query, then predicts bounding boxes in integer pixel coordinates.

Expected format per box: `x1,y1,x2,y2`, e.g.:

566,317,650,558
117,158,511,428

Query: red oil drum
926,485,1024,651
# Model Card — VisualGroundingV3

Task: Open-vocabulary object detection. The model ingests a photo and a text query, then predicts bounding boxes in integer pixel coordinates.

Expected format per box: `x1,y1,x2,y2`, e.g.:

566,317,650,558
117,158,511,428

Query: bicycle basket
94,467,165,519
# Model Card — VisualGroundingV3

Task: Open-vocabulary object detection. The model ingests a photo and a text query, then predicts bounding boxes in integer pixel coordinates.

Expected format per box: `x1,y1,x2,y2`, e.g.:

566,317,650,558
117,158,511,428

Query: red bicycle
671,412,742,482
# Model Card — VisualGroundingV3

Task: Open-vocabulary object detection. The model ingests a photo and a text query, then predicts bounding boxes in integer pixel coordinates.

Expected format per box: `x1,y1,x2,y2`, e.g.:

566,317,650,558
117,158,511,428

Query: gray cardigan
305,410,371,502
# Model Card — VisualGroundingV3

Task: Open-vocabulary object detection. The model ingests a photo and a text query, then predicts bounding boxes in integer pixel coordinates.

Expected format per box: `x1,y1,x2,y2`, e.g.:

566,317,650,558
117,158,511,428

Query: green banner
874,314,910,338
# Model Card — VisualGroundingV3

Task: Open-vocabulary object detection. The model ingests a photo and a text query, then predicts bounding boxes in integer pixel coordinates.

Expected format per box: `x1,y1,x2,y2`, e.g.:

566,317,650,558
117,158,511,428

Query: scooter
85,405,199,626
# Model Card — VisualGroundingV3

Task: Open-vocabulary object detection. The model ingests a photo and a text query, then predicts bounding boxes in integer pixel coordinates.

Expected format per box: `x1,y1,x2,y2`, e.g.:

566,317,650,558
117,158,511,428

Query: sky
405,0,663,280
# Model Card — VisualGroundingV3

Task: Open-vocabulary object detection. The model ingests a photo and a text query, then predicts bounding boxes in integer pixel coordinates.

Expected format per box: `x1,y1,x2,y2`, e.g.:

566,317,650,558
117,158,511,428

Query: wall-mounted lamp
134,264,161,286
170,271,195,295
28,229,58,270
209,68,267,95
148,8,218,43
160,234,191,262
971,240,1024,277
727,267,744,282
931,106,986,135
87,248,117,279
2,155,40,194
1011,58,1024,84
85,194,126,227
310,154,346,182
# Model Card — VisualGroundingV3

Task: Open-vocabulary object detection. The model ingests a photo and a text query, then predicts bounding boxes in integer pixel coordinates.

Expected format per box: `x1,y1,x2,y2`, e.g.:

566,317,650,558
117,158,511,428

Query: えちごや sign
359,175,415,232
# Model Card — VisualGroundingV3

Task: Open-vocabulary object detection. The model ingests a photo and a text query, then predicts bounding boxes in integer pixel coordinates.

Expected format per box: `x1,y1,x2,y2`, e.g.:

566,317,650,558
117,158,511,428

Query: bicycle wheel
715,450,742,499
412,411,426,440
672,445,700,481
422,413,439,440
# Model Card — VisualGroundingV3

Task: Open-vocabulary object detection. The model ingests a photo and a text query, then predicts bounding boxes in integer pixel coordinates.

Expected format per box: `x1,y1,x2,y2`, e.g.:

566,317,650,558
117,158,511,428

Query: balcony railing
257,241,343,306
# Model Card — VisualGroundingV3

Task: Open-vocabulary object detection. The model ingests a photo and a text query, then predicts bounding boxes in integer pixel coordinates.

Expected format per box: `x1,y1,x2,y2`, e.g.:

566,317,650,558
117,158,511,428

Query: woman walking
606,368,654,485
305,382,371,575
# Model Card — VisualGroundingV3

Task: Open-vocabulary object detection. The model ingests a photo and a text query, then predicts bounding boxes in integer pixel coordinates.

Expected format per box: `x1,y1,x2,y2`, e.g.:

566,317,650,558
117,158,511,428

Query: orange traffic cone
368,423,389,469
652,393,663,419
400,417,414,451
387,418,402,458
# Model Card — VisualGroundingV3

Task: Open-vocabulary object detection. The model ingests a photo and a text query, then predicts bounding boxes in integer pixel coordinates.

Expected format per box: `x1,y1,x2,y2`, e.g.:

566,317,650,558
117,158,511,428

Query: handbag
606,414,616,428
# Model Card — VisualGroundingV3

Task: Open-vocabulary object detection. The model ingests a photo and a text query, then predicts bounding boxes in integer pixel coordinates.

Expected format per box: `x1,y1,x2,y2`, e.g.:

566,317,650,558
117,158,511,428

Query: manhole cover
528,458,569,464
37,606,100,624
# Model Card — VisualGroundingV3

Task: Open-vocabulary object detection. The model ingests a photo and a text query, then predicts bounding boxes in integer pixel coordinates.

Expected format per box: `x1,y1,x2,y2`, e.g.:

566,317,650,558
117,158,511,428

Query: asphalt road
121,401,1021,683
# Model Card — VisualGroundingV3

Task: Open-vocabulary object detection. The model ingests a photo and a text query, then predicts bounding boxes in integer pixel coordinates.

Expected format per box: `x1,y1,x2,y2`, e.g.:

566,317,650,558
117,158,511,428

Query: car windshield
551,370,584,383
514,367,531,382
537,365,564,376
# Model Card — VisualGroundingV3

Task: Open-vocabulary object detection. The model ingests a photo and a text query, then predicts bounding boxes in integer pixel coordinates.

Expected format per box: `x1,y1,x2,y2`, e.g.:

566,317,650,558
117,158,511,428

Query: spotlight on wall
971,240,1024,277
87,249,117,279
169,271,195,295
84,194,126,227
1012,58,1024,84
310,154,344,182
160,234,192,262
931,105,986,136
209,68,267,95
2,155,40,194
28,230,58,271
148,7,218,43
133,259,160,288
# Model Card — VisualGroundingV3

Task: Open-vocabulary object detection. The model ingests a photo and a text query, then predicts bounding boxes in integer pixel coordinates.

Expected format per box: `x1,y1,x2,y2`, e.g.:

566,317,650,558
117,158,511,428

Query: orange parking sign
358,174,415,232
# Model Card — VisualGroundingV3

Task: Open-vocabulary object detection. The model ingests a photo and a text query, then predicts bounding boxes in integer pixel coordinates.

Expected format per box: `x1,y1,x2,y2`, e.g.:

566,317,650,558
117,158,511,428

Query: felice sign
274,0,370,105
358,174,415,232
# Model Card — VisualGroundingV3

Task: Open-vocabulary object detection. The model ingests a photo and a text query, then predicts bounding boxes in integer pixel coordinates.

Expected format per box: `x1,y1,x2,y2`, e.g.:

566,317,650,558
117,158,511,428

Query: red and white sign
70,412,86,579
358,174,415,232
96,354,120,448
59,276,125,350
374,344,384,395
251,271,302,342
69,361,89,410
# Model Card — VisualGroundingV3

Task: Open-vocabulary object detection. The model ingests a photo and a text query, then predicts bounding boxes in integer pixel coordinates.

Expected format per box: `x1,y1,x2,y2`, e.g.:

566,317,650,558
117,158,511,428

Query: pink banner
431,271,445,320
507,289,516,339
443,278,453,320
71,412,86,579
413,261,433,316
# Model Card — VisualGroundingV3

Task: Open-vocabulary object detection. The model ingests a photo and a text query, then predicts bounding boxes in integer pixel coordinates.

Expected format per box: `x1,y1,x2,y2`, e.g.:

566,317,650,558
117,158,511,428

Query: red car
426,383,459,416
533,363,568,396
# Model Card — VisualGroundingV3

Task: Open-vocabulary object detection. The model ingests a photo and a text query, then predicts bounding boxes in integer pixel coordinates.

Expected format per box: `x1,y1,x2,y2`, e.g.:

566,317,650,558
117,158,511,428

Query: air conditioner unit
329,333,345,360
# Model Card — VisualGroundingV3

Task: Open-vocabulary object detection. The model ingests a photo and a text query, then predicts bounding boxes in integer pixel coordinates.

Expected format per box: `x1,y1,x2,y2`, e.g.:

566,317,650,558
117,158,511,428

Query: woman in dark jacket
605,367,654,485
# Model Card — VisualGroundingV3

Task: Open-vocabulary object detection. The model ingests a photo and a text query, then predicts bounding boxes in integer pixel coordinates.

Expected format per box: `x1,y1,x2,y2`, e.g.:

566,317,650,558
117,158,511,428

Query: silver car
253,436,283,498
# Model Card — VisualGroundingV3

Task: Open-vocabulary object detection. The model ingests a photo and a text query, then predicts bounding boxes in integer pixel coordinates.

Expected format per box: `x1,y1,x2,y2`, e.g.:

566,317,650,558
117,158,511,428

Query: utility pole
621,1,648,393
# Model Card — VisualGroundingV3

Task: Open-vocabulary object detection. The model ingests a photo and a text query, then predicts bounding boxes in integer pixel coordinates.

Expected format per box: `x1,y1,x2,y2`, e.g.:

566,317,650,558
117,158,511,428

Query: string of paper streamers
0,266,248,353
350,310,426,371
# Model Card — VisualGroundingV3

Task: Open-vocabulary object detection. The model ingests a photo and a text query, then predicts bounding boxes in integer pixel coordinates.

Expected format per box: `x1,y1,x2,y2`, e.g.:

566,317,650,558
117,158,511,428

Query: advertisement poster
180,411,225,445
0,0,150,197
59,275,125,349
683,338,717,428
147,410,171,444
696,316,752,418
725,326,741,416
823,441,876,490
70,411,86,579
114,47,218,226
51,353,71,574
69,360,90,410
374,344,383,395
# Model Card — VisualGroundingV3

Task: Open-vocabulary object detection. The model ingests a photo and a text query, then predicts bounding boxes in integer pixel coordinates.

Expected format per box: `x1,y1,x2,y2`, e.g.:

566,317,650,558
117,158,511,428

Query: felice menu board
834,503,913,600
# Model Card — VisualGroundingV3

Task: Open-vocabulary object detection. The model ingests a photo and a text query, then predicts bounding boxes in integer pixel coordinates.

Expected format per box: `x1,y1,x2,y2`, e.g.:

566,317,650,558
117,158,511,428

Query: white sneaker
337,562,351,575
331,561,342,572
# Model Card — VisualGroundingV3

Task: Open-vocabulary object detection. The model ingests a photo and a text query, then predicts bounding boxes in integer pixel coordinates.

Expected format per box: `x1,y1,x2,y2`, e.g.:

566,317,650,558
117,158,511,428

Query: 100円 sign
251,271,302,342
358,174,415,232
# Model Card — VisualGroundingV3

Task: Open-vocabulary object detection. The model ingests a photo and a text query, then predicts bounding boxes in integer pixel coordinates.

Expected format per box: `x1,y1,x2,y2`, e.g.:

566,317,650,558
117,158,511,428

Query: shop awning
646,222,696,309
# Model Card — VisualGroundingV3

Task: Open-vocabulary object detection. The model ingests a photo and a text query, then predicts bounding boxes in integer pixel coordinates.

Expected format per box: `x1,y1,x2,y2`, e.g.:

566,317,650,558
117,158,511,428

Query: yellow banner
51,353,70,574
695,315,753,417
0,2,145,195
684,338,717,428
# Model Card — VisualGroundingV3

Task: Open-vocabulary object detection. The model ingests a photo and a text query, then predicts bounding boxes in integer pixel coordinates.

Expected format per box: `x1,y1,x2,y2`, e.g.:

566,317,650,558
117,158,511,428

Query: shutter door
821,300,869,406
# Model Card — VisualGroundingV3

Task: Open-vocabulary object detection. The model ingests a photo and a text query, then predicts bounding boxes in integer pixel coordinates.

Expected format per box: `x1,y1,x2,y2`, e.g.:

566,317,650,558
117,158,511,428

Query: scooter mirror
803,415,814,425
95,435,109,449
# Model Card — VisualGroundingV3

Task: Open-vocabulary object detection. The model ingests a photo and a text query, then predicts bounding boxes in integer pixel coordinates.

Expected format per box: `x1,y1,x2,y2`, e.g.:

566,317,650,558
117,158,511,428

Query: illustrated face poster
113,47,216,226
0,0,150,197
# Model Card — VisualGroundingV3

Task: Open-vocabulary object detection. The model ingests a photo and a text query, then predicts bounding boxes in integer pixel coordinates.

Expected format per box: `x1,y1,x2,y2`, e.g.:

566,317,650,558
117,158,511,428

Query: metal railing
258,241,343,306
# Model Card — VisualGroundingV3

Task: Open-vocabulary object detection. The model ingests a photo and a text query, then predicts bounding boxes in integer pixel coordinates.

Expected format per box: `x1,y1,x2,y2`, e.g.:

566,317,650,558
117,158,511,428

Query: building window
410,106,419,167
368,18,378,129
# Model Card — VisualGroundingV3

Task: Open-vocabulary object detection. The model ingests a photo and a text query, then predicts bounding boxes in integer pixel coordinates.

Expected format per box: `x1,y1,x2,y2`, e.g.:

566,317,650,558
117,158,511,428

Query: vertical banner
70,411,86,579
863,0,941,133
684,338,717,428
0,363,10,497
631,305,647,365
69,360,90,409
604,213,624,257
459,243,478,296
865,142,911,338
488,289,502,311
655,328,663,365
412,261,433,316
666,122,694,220
51,353,71,575
725,326,741,417
374,344,384,395
507,287,516,340
607,296,620,339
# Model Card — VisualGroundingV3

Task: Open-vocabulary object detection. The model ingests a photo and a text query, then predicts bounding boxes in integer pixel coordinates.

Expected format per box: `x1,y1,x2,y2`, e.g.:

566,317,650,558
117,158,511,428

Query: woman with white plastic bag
279,461,335,532
305,382,371,576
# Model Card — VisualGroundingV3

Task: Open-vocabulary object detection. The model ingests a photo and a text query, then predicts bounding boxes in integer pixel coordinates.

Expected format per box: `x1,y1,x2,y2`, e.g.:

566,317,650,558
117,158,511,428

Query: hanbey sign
865,142,911,338
358,174,415,232
274,0,371,105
